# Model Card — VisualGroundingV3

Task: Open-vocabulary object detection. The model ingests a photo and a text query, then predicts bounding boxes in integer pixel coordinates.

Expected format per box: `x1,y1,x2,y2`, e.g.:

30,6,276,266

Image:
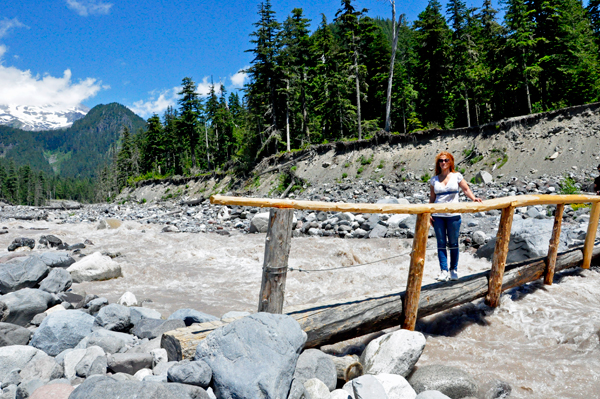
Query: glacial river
1,219,599,398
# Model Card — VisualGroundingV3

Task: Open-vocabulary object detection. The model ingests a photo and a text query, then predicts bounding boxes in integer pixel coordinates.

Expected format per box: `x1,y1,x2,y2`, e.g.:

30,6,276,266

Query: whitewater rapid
1,218,599,398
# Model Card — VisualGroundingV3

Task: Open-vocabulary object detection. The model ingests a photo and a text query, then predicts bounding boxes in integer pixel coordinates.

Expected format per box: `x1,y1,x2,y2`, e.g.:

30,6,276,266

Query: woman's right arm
429,185,436,203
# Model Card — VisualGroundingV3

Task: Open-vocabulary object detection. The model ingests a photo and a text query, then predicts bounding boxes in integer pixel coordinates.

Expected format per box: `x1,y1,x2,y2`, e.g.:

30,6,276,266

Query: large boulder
373,374,417,399
29,383,74,399
34,252,76,268
0,322,32,346
168,308,218,326
30,310,95,356
167,359,212,388
0,288,57,326
19,350,64,382
130,307,162,324
69,376,210,399
94,303,132,332
67,252,122,283
80,329,138,354
38,268,72,294
304,378,330,399
293,349,337,391
131,319,185,340
39,235,62,248
361,330,426,377
194,312,307,399
74,345,107,378
408,365,478,398
476,218,569,263
351,374,388,399
0,345,53,381
0,256,49,294
249,212,270,233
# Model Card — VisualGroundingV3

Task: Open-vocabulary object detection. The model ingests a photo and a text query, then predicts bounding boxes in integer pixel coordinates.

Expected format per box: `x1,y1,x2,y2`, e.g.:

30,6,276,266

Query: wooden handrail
208,193,600,332
211,194,600,215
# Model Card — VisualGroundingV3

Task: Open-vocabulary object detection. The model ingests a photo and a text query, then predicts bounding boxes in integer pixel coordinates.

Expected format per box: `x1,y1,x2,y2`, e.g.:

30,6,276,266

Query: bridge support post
486,205,515,307
544,204,564,285
583,202,600,269
258,208,294,313
402,213,430,330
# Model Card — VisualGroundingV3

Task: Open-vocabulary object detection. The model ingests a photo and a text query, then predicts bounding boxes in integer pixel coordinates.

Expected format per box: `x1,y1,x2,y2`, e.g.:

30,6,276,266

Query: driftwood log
161,245,600,361
327,354,363,382
0,214,48,221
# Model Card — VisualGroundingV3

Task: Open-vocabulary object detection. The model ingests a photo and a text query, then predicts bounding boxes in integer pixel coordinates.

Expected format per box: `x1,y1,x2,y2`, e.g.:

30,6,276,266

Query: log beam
583,202,600,269
402,213,429,330
544,204,564,285
162,245,600,361
258,208,294,313
485,205,515,307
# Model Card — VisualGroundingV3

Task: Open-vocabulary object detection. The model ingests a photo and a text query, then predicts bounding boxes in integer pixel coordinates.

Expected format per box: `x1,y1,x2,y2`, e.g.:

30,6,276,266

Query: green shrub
377,160,385,169
357,166,364,175
359,155,373,165
470,155,483,165
421,173,431,183
459,168,466,174
343,162,350,168
342,172,348,179
560,176,580,195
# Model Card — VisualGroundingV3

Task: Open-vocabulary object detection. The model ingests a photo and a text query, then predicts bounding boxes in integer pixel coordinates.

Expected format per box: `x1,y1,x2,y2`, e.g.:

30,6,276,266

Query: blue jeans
432,216,461,272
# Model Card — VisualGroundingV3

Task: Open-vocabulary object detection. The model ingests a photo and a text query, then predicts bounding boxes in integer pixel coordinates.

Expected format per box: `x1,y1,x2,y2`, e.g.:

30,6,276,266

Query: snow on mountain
0,104,90,131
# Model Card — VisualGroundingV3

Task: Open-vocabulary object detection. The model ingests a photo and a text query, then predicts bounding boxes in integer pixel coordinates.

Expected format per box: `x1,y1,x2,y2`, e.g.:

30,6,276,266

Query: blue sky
0,0,502,119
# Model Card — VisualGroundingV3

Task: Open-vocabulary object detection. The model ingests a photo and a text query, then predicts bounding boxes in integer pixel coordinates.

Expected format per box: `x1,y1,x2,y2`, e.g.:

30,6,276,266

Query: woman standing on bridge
429,151,482,281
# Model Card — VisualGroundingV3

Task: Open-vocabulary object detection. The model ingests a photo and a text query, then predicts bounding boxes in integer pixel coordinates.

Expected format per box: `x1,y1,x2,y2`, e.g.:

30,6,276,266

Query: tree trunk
301,69,310,142
522,51,532,114
204,124,211,170
465,87,471,127
354,47,362,141
286,80,290,152
385,1,400,133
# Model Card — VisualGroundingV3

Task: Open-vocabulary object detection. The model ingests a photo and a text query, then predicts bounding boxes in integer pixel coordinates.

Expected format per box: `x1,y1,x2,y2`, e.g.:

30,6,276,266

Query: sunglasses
438,159,450,163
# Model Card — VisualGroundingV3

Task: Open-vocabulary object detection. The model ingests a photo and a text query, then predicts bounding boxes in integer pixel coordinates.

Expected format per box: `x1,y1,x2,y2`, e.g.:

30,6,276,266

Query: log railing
210,194,600,331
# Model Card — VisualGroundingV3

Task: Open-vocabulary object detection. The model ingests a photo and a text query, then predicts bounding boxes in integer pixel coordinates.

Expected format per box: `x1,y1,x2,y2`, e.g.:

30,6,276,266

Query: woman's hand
473,197,482,203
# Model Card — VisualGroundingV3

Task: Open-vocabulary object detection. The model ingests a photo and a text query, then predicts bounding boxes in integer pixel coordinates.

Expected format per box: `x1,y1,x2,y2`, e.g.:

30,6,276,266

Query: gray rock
0,322,31,346
1,384,17,398
94,303,132,332
352,374,388,399
38,268,72,294
194,312,306,399
478,379,512,399
0,289,57,326
39,235,62,248
373,373,417,399
153,361,177,377
415,391,451,399
376,198,399,204
17,379,45,398
0,346,53,381
369,224,388,239
85,297,108,314
30,310,96,356
167,360,212,388
69,376,211,399
168,309,218,326
304,378,330,399
30,312,47,326
475,171,493,185
472,231,487,246
477,218,569,263
75,346,106,378
399,215,417,231
361,329,426,377
293,349,337,391
249,212,270,233
130,307,162,324
287,378,309,399
331,389,353,399
125,337,161,355
1,368,21,388
7,238,35,252
0,302,7,323
131,319,185,340
408,365,478,398
0,257,49,294
108,353,155,375
17,351,63,383
34,252,75,268
83,329,137,354
63,348,87,380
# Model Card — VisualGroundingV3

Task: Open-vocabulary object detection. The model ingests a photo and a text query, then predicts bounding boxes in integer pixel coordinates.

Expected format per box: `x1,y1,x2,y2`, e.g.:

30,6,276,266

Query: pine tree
177,77,202,169
144,114,165,174
116,127,133,190
414,0,453,127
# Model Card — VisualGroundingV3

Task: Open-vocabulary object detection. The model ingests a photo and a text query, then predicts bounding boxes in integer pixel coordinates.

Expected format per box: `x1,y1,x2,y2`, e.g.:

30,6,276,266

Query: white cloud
0,18,28,39
230,68,248,89
129,87,180,118
66,0,113,16
0,52,104,110
0,45,7,59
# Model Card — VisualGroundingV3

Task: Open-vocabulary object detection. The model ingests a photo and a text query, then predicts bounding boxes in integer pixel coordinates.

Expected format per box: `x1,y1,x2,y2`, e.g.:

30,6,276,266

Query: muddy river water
1,219,599,398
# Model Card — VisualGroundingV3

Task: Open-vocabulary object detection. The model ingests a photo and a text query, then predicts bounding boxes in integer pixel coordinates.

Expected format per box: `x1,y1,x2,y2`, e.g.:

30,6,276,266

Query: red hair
435,151,456,176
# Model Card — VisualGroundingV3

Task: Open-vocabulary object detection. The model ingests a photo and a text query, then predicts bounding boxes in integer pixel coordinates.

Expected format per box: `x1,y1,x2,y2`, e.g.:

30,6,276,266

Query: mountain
0,104,89,131
0,103,146,178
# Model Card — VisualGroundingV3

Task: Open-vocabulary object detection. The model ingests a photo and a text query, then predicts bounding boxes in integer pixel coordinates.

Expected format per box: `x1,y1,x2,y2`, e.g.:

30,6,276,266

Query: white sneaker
436,270,449,281
450,270,459,280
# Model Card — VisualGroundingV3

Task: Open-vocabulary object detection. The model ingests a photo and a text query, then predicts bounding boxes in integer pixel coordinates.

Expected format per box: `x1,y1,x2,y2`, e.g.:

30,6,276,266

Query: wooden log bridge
161,194,600,361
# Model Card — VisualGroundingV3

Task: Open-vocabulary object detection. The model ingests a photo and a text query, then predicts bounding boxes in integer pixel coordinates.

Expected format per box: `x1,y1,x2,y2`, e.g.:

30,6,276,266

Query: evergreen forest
5,0,600,205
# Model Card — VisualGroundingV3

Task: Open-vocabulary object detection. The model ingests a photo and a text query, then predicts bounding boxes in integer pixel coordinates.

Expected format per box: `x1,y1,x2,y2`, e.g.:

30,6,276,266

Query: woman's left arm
458,179,482,202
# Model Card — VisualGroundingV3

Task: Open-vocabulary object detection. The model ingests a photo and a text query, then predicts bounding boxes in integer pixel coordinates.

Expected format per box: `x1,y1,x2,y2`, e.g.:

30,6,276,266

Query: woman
429,152,482,281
